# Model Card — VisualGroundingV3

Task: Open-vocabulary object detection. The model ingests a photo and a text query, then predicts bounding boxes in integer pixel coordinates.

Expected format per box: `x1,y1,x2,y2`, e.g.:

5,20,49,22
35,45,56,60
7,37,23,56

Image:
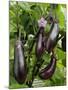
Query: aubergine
39,55,56,80
46,22,59,53
36,17,47,57
14,40,27,84
62,33,66,52
36,27,45,57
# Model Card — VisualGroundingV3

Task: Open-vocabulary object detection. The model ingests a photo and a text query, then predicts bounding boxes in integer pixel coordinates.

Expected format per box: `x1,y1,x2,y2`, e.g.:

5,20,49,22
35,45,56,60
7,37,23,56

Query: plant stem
26,57,44,87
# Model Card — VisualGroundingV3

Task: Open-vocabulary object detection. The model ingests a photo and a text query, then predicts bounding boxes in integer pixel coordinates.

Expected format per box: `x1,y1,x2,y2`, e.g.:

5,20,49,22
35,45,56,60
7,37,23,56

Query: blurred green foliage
9,1,66,89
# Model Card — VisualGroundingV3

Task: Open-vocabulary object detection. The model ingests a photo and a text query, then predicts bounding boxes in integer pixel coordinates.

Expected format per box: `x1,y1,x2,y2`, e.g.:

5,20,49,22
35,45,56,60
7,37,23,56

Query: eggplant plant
9,2,66,88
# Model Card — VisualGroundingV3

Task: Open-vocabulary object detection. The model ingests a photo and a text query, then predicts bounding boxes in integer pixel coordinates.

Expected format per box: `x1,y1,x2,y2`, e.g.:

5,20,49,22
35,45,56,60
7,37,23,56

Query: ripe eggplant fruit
36,27,45,57
39,55,56,80
14,40,27,84
62,33,66,52
36,18,47,57
46,22,59,53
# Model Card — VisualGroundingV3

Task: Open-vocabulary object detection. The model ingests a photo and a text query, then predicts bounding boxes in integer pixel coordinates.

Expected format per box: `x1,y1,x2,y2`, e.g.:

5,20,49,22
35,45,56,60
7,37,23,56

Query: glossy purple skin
46,22,59,53
14,40,27,84
36,18,47,57
36,34,43,56
46,38,54,53
36,28,45,57
39,55,56,80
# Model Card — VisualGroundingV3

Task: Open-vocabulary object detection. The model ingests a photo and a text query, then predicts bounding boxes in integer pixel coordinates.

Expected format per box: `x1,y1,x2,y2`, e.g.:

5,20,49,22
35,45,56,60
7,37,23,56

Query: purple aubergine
14,40,27,84
46,22,59,53
39,55,56,80
36,27,45,57
36,17,47,57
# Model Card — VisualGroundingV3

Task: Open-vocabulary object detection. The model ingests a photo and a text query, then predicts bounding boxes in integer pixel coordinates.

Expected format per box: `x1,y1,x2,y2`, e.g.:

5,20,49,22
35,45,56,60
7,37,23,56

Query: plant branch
26,57,44,87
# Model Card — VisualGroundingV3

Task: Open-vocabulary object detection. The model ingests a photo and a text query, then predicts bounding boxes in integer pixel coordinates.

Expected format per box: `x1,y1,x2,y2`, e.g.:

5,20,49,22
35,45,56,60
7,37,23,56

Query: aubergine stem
39,54,56,80
26,58,44,87
62,34,66,52
16,1,19,39
28,27,42,54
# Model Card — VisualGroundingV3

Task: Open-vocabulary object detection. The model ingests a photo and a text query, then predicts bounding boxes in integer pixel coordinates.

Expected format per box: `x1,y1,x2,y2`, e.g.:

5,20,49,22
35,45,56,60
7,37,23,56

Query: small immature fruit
14,40,27,84
39,55,56,80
